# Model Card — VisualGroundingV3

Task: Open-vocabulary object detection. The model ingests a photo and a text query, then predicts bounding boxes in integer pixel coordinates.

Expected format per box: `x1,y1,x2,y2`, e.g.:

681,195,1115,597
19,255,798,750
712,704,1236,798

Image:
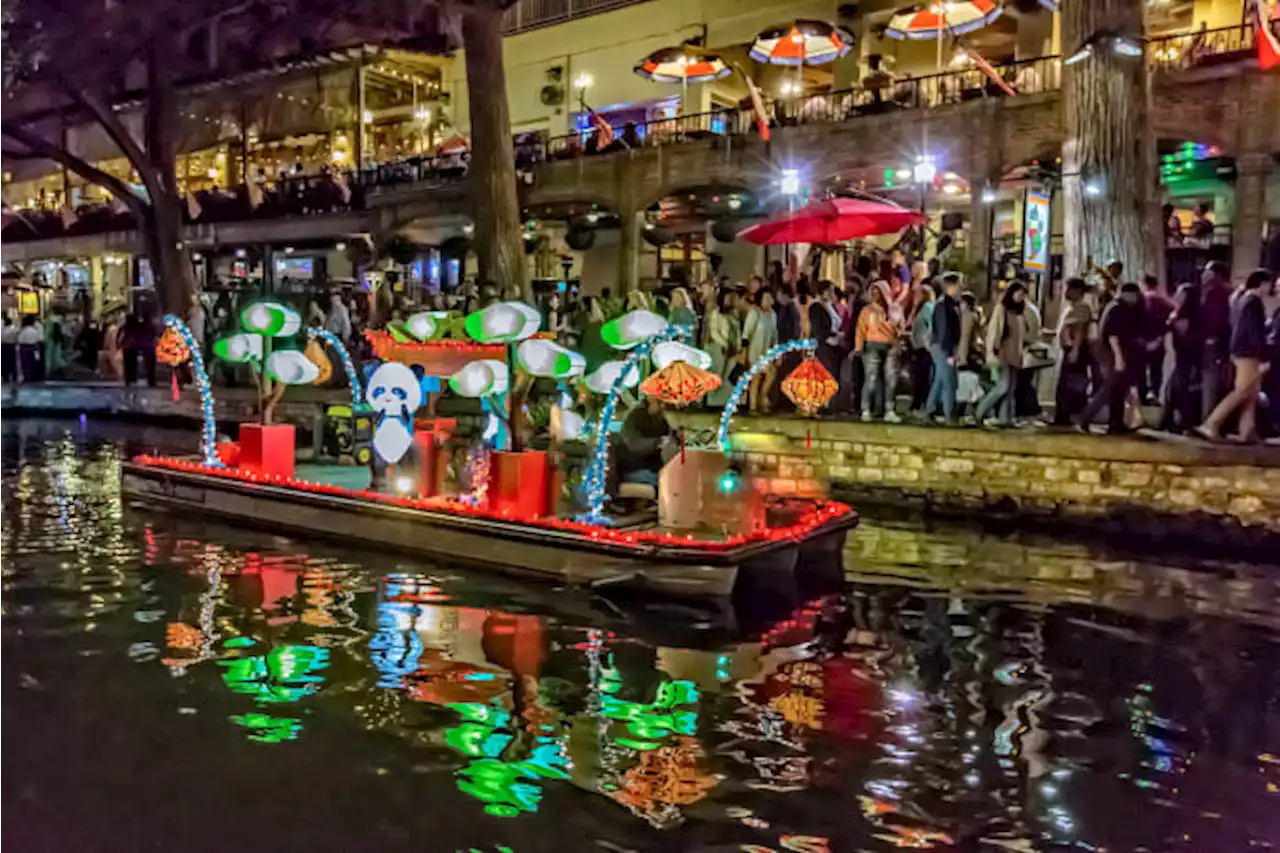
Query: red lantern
781,356,837,416
156,327,191,366
639,360,721,407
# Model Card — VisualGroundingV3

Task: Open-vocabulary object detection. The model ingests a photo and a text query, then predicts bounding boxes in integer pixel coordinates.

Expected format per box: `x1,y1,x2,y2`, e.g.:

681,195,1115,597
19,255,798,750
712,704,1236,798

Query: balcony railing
1148,23,1256,71
502,0,650,35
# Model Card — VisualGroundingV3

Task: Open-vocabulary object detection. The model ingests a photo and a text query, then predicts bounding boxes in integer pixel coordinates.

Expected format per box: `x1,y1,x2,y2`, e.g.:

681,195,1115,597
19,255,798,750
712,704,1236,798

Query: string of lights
162,314,223,468
579,324,689,522
131,454,851,552
716,339,817,455
307,326,362,406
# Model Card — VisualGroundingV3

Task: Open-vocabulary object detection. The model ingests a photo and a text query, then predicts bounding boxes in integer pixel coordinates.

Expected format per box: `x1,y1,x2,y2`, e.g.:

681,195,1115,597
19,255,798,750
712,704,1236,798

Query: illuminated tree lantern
405,310,451,341
213,332,263,363
265,349,321,385
516,338,586,378
155,326,190,366
585,360,641,394
463,301,541,343
601,309,667,350
303,338,333,384
448,359,510,397
640,360,721,407
241,301,302,336
652,340,712,371
781,356,838,416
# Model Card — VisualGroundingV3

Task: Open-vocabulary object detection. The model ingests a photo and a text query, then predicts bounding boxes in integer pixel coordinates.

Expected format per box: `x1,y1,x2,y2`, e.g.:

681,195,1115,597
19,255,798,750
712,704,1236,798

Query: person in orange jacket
855,280,901,420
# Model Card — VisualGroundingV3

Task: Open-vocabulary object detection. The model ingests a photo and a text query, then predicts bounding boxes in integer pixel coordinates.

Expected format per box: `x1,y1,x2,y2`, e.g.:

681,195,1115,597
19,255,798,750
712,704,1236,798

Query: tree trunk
462,0,528,302
143,38,197,317
1061,0,1162,284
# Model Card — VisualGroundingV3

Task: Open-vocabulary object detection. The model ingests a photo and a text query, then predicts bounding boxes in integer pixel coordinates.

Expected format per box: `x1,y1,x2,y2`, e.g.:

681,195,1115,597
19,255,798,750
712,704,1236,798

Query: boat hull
120,462,857,600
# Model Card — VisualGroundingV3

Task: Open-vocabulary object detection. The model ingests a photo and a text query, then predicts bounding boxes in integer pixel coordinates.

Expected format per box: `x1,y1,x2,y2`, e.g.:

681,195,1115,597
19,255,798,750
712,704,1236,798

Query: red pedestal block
238,423,295,480
488,450,549,519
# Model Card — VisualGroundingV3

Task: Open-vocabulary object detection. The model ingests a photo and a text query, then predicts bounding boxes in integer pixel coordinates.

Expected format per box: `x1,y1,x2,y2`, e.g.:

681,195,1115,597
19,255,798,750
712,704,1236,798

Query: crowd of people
5,252,1277,444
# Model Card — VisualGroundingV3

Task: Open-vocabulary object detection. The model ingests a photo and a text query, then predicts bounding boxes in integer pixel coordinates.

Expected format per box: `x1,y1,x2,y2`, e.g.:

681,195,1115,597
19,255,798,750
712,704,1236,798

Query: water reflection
3,420,1279,852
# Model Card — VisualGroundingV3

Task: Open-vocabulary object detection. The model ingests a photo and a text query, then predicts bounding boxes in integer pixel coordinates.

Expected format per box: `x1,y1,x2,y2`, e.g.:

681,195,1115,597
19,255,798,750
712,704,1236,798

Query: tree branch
0,123,148,217
50,71,162,201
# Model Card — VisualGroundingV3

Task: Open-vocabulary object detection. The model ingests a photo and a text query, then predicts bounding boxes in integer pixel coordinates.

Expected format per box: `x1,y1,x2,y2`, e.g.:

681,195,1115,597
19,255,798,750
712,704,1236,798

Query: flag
186,192,202,221
247,179,264,210
963,46,1017,96
1253,0,1280,70
60,204,78,229
588,107,615,148
743,73,771,142
333,170,351,205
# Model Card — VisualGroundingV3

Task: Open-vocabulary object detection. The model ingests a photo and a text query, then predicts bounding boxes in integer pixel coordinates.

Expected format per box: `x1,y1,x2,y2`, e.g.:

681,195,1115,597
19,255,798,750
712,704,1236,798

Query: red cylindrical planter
488,450,549,519
238,423,295,480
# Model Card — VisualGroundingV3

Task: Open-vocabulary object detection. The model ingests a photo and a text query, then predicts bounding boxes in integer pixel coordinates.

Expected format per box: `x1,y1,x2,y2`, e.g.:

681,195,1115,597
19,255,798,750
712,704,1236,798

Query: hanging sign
1023,189,1050,272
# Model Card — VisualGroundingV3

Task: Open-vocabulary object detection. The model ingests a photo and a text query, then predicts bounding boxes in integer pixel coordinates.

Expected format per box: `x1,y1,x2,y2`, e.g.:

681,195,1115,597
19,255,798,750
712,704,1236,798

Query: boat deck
121,456,857,599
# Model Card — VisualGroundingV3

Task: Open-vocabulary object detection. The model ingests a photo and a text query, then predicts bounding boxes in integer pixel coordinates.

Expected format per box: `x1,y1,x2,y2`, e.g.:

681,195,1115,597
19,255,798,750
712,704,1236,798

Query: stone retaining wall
671,413,1280,542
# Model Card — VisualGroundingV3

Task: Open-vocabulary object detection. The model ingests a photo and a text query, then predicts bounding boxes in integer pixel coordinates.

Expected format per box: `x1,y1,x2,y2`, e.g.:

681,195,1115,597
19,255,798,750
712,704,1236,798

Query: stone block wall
671,413,1280,539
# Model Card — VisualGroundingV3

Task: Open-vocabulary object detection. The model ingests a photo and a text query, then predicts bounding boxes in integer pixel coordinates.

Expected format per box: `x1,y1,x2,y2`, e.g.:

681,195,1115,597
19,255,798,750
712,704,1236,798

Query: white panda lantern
366,361,423,465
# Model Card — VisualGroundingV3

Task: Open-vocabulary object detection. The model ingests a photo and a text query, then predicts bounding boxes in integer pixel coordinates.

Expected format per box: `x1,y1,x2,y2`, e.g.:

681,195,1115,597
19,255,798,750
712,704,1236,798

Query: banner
1023,190,1050,272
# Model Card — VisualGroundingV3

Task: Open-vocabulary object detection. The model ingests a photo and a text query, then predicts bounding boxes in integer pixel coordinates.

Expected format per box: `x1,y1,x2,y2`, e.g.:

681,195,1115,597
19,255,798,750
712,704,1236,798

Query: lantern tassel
806,428,811,449
171,372,180,402
680,425,686,463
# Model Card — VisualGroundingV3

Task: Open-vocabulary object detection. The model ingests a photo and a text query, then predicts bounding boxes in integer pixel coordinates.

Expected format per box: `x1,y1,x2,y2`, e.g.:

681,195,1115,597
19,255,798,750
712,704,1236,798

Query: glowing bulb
362,110,373,124
981,187,997,204
331,149,347,164
573,73,593,89
779,169,801,196
394,475,415,494
912,158,937,184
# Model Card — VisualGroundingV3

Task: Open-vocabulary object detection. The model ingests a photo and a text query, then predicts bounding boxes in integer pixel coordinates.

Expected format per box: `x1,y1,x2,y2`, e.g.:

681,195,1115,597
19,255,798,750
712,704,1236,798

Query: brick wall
671,413,1280,537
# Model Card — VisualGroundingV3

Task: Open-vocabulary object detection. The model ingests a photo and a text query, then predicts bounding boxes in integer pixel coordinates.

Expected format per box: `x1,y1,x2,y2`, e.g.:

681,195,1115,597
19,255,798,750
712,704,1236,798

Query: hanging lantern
601,309,667,350
303,338,333,384
156,327,190,366
640,360,721,407
781,356,838,415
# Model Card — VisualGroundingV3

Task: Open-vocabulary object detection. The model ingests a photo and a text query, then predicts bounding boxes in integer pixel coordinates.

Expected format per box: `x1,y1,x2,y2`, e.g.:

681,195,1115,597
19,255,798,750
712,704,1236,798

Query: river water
3,419,1278,852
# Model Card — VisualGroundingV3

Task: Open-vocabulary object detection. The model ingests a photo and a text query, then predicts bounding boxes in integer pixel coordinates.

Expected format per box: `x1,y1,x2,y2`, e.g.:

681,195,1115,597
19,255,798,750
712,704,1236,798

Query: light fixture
1084,178,1103,197
414,106,431,122
912,158,937,184
573,72,593,90
362,110,373,124
335,241,347,252
207,168,218,178
235,248,247,258
284,246,295,254
941,183,960,195
394,475,415,494
728,197,742,210
779,168,801,196
981,187,997,204
779,81,799,96
331,149,347,164
462,223,474,235
1065,31,1143,66
895,167,913,180
585,211,599,224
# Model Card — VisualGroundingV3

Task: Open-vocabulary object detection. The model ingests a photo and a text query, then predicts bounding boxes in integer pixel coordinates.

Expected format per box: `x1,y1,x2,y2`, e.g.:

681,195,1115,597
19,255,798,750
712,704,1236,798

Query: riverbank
670,411,1280,555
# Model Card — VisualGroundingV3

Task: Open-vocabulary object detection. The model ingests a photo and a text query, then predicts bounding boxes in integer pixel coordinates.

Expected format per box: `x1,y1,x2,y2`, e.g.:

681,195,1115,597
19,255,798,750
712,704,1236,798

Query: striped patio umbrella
883,0,1002,40
634,45,732,84
750,20,854,65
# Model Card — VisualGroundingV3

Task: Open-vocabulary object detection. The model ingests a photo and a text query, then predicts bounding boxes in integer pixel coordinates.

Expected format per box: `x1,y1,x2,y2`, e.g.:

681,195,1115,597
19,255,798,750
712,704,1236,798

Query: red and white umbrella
738,197,927,245
634,45,732,84
750,19,854,65
884,0,1002,40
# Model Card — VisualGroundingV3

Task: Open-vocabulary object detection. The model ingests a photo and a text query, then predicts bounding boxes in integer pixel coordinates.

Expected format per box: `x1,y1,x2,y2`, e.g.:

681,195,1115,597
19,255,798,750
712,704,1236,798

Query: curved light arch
717,338,816,455
307,327,362,406
164,313,223,467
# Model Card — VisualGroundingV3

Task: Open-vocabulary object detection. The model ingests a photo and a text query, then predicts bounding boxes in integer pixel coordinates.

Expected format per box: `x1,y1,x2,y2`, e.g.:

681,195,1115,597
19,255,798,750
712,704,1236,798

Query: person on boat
616,395,672,490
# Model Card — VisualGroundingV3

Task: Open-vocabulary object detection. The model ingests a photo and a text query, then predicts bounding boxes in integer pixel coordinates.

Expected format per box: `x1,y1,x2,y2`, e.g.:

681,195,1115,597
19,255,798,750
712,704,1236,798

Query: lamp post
912,157,936,260
779,168,801,276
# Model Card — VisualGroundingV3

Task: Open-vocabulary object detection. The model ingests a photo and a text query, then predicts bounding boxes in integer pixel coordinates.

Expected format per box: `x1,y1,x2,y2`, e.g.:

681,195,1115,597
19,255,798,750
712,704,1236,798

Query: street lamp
981,186,997,204
912,157,937,185
780,168,801,197
573,73,593,91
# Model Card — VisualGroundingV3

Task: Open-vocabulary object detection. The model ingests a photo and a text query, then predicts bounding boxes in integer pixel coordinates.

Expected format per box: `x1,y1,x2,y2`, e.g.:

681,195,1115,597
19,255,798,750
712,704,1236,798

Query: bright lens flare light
395,475,415,494
779,169,801,196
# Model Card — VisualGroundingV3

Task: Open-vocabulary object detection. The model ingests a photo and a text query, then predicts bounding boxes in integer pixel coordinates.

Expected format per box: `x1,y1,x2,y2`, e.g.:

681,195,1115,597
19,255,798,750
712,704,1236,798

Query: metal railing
502,0,650,34
1147,23,1255,72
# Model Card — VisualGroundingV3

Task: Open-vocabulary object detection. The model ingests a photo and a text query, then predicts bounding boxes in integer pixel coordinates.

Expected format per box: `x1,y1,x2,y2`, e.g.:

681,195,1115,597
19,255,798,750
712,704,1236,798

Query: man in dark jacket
1199,260,1233,415
1196,268,1274,442
923,272,961,423
1077,281,1145,433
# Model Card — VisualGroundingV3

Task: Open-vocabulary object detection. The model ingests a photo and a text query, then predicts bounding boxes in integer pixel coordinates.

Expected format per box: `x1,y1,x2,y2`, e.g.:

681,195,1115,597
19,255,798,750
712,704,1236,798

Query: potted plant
214,301,326,480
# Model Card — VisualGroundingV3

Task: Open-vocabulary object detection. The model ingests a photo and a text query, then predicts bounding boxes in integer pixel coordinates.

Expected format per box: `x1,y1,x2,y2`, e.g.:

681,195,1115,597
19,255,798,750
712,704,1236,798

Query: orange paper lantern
156,327,191,366
640,360,721,407
781,356,837,415
303,338,333,384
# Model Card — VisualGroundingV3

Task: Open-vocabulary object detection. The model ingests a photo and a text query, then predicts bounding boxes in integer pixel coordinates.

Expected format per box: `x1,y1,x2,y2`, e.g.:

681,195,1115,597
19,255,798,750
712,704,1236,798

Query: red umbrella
737,197,927,245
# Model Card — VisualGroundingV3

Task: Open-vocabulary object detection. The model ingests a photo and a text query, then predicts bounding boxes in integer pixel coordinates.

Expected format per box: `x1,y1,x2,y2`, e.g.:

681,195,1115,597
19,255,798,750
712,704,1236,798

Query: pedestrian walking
1157,282,1202,433
974,281,1030,427
1077,282,1145,434
855,281,898,421
923,273,961,423
1195,269,1274,443
1199,261,1232,416
1052,278,1093,425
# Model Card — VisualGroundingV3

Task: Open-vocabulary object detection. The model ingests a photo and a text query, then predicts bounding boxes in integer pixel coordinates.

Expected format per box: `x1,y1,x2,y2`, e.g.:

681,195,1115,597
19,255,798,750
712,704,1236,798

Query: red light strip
131,455,852,553
365,330,506,359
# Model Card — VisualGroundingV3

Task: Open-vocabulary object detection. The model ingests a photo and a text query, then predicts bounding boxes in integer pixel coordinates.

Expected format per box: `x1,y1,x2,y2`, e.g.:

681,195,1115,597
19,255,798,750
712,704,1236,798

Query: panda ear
362,362,381,385
410,365,426,382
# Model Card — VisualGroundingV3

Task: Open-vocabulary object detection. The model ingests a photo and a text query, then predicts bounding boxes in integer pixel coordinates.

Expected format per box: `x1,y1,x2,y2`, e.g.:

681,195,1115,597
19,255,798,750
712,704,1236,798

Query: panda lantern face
366,362,423,418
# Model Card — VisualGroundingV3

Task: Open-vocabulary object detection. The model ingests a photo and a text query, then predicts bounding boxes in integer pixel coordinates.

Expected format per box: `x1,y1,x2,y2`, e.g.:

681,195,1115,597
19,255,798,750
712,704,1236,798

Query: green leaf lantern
463,301,541,344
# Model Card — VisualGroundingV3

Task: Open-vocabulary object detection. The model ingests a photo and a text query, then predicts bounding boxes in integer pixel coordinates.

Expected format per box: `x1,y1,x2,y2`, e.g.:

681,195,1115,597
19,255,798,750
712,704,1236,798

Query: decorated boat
121,300,856,600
